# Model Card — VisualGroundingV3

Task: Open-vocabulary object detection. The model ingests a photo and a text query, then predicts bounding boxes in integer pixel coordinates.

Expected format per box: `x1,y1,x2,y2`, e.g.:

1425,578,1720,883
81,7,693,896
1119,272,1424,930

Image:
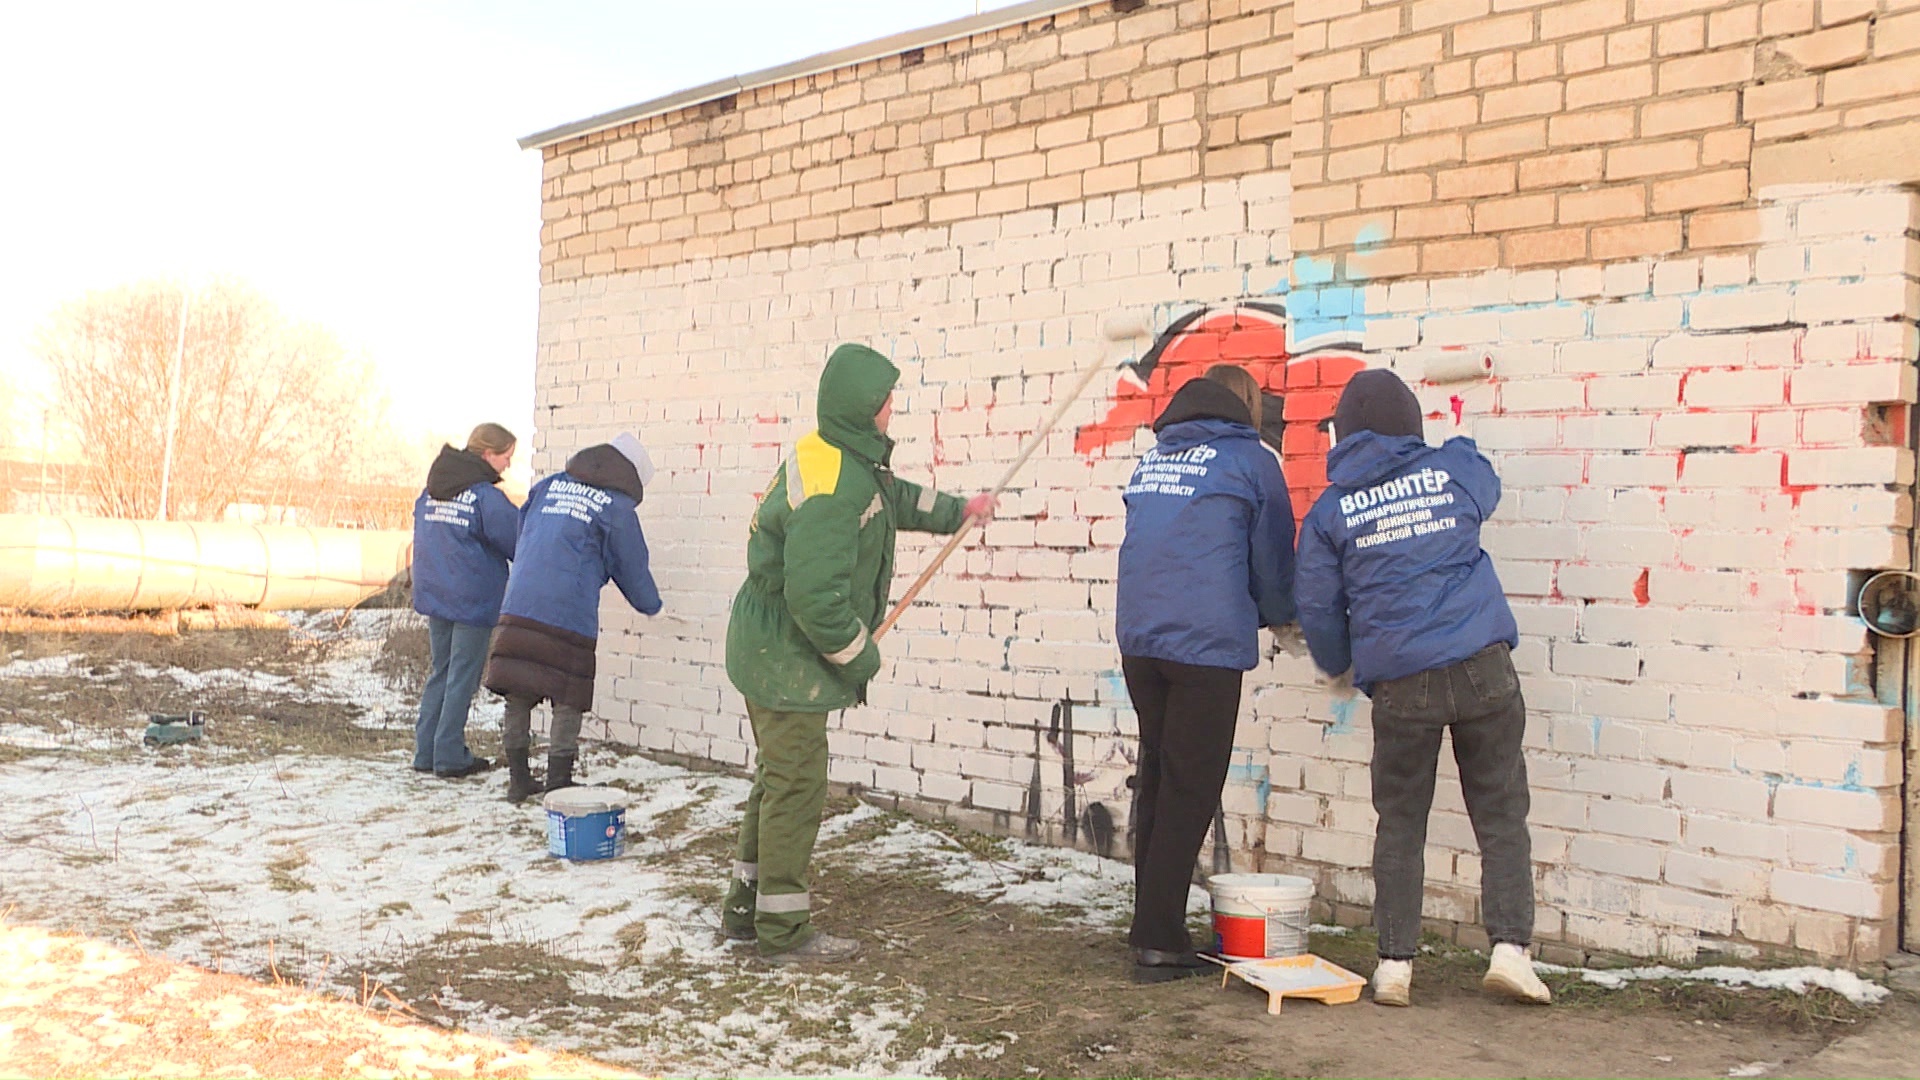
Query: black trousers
1369,642,1534,959
1122,654,1244,953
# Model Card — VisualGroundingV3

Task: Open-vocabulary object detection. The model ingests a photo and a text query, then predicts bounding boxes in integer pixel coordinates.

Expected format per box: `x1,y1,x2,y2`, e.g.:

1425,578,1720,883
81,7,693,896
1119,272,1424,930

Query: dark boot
544,753,577,793
506,748,539,804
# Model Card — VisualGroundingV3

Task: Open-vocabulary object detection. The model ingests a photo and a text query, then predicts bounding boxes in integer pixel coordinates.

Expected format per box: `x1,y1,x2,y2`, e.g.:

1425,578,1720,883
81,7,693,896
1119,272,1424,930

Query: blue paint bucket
541,786,629,861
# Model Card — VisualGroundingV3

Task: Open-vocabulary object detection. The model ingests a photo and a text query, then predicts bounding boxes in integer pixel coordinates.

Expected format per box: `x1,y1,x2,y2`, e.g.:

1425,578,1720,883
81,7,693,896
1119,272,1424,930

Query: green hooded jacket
725,344,969,712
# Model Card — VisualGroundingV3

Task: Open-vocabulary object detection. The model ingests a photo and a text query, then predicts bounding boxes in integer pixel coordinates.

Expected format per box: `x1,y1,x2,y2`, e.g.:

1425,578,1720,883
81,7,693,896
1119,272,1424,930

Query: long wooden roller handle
873,335,1126,640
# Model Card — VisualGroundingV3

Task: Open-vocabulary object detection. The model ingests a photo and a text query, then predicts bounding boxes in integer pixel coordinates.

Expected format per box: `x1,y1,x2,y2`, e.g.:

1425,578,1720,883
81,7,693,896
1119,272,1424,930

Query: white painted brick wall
535,179,1919,964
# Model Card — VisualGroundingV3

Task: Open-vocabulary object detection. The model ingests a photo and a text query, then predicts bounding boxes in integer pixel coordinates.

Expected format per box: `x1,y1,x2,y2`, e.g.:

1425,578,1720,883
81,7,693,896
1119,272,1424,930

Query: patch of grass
372,619,430,689
642,803,695,843
265,850,312,893
612,921,647,964
1547,971,1871,1033
1309,927,1872,1036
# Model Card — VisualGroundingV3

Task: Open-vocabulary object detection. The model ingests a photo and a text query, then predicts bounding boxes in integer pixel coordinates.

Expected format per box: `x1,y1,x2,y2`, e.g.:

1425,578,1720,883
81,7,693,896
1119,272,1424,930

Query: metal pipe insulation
0,514,412,613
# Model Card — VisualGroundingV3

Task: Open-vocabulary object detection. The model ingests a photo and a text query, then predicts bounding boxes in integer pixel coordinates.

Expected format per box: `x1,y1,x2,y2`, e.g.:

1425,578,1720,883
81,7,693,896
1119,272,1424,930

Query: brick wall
530,0,1920,966
538,1,1293,282
1290,0,1920,286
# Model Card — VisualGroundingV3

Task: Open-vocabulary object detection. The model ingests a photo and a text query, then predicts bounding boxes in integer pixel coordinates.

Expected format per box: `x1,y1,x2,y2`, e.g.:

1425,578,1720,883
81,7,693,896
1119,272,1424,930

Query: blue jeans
412,617,493,773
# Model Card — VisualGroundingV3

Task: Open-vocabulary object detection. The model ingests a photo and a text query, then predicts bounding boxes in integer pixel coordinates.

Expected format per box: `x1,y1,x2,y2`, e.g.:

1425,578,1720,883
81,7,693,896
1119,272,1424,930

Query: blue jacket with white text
499,444,662,640
1116,379,1297,671
411,446,519,628
1294,431,1517,693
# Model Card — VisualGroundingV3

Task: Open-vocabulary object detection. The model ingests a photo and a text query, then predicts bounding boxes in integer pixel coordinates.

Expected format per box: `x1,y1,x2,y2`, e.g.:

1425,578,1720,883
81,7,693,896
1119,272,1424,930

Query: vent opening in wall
900,47,925,68
1860,571,1920,639
702,94,738,117
1114,0,1148,12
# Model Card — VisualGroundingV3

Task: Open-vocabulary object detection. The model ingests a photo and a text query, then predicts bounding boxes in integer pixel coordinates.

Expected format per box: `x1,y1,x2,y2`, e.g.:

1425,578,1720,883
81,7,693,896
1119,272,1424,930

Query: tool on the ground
143,710,207,746
1205,953,1365,1014
875,312,1154,639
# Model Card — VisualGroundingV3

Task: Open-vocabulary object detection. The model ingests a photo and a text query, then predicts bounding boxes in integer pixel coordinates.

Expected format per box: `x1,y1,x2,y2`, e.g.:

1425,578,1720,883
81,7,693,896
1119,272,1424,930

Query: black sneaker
435,757,495,779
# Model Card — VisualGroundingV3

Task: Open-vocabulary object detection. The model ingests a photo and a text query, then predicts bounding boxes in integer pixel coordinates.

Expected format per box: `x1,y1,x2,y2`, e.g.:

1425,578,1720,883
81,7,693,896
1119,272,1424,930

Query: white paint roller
1422,353,1495,384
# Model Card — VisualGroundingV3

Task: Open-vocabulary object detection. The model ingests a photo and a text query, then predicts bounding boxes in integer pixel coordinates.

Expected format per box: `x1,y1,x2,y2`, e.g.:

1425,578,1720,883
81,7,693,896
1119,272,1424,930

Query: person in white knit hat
483,432,662,801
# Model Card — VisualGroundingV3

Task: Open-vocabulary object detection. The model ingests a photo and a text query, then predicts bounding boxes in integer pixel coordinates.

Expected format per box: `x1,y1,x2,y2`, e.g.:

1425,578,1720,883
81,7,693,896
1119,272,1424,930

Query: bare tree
34,279,421,524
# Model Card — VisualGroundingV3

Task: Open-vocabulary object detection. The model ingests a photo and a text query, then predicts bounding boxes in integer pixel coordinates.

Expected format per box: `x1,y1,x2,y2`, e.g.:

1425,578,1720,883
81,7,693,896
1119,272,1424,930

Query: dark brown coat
483,614,597,711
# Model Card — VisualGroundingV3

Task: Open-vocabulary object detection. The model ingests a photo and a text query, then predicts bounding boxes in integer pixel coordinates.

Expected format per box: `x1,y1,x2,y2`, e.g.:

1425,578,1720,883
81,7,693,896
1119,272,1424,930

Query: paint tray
1208,953,1365,1014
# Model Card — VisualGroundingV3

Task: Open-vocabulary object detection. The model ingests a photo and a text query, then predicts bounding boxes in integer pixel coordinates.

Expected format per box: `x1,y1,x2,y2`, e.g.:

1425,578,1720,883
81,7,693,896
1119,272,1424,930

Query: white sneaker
1482,942,1552,1004
1371,958,1412,1006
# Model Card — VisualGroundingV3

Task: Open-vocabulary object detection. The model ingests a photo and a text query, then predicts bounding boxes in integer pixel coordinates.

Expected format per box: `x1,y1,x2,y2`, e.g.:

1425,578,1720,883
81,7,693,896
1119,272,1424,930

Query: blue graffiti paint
1292,254,1337,286
1844,844,1859,873
1226,757,1272,808
1327,695,1356,737
1757,771,1870,795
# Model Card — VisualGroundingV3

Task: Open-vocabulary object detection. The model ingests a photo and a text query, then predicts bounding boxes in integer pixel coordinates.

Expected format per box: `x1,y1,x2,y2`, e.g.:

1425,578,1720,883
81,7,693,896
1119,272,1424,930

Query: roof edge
517,0,1108,151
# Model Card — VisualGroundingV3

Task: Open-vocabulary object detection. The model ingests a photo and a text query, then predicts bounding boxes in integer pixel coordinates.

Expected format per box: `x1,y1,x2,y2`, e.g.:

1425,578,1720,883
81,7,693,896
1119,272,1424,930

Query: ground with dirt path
1,614,1912,1078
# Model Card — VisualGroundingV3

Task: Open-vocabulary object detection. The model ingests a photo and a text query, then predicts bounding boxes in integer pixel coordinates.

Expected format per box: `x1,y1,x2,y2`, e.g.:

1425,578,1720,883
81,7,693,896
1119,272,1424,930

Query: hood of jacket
1327,430,1436,488
425,445,502,500
1149,377,1259,454
565,443,646,504
1153,377,1254,433
816,343,898,466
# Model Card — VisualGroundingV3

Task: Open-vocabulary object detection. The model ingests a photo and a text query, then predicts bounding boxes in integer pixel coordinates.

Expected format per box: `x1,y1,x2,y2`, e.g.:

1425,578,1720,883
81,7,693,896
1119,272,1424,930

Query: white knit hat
610,432,655,488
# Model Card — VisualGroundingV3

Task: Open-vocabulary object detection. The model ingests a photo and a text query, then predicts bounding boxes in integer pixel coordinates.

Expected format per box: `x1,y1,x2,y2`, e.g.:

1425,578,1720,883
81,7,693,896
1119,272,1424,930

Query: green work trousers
722,703,829,954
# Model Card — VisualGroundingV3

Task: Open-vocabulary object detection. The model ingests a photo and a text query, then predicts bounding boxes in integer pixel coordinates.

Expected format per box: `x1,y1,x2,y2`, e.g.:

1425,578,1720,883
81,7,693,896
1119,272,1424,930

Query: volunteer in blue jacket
1294,369,1550,1008
410,423,519,779
1116,365,1297,984
483,433,663,803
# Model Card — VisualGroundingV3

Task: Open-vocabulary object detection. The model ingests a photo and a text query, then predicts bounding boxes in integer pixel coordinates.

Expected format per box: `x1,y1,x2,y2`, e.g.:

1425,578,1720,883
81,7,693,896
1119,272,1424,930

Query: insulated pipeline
0,513,412,612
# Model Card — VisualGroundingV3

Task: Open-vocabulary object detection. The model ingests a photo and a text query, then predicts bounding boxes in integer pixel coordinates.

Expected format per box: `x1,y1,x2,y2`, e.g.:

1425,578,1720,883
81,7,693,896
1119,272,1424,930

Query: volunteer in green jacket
722,343,996,964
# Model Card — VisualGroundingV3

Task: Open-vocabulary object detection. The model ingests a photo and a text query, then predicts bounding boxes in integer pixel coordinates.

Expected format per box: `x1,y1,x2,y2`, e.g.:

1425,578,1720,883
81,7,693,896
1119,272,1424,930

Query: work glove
835,633,882,688
965,493,998,521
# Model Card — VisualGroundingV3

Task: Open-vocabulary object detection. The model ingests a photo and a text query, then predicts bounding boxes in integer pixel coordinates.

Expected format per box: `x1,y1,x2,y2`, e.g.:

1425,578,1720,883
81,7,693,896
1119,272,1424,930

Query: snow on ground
0,738,1049,1077
1532,960,1891,1007
0,613,1156,1077
0,610,1893,1074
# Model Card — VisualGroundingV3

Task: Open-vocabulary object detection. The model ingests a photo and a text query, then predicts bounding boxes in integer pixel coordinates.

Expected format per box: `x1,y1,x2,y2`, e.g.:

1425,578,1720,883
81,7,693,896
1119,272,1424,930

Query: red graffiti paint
1073,304,1367,528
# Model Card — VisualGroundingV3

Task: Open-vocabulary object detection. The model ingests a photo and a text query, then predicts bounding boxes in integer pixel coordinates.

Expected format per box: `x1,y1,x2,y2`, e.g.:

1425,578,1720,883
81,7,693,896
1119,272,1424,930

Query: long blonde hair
1203,364,1263,430
465,422,516,456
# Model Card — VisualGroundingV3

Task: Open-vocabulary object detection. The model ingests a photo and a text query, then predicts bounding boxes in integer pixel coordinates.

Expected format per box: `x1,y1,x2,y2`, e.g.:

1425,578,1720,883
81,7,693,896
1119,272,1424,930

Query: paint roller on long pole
873,312,1154,640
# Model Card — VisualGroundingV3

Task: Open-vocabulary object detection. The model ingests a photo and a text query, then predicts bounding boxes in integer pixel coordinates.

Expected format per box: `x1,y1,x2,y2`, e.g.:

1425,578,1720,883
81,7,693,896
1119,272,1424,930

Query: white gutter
517,0,1109,150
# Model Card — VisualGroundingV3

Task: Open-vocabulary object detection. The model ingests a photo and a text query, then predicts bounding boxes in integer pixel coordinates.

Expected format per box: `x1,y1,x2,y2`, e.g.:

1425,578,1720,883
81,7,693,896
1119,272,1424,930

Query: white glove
1315,668,1358,700
1268,624,1309,660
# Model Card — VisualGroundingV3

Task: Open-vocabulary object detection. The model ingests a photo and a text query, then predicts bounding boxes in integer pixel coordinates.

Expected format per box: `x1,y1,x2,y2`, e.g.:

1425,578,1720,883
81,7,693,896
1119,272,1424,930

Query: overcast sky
0,1,1020,456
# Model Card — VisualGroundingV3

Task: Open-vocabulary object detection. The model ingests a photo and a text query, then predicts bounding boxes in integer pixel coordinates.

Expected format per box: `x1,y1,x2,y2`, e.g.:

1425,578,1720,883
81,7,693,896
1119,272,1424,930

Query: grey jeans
1368,642,1533,959
502,693,585,757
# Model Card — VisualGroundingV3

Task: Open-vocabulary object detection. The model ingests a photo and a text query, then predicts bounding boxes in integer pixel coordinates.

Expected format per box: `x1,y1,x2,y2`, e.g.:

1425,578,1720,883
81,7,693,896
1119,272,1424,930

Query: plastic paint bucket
1209,873,1314,960
542,786,629,861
